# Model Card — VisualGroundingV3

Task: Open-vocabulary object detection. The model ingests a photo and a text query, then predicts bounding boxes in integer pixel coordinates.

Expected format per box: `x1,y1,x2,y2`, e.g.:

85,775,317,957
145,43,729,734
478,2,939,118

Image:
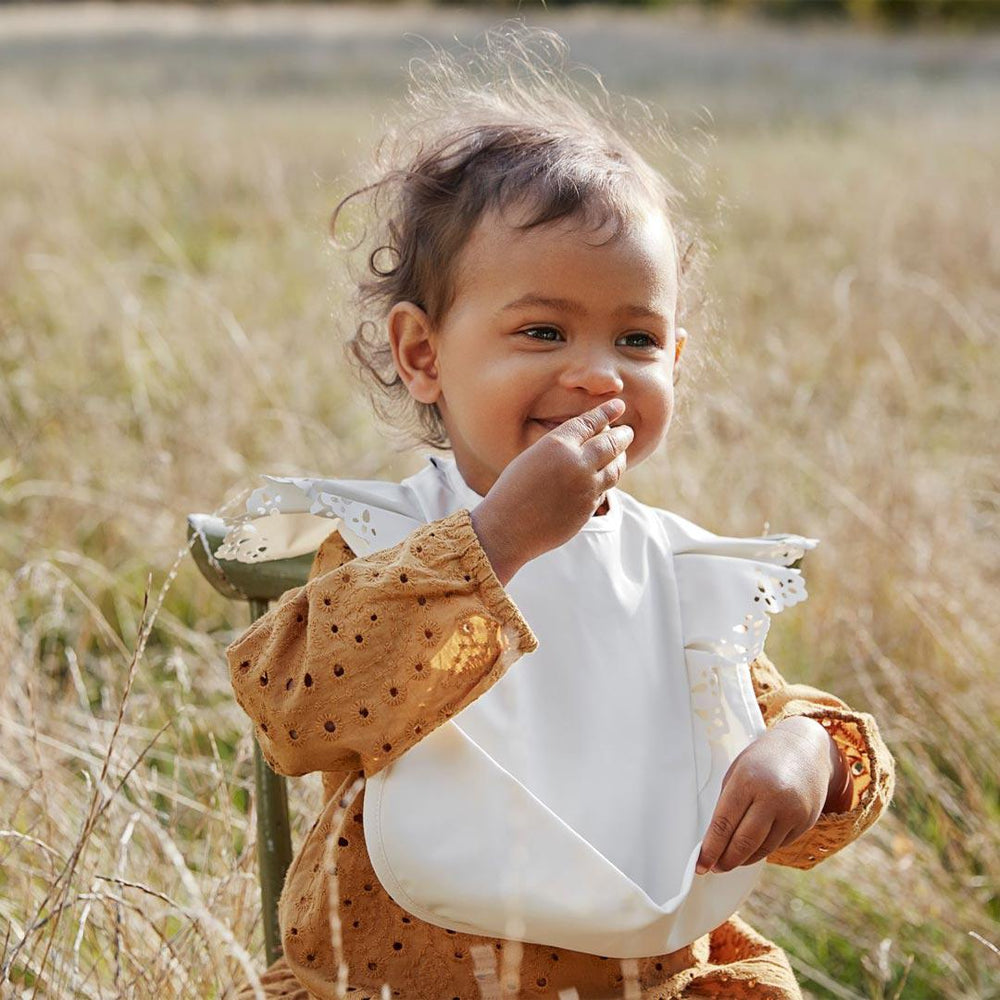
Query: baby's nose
558,353,625,394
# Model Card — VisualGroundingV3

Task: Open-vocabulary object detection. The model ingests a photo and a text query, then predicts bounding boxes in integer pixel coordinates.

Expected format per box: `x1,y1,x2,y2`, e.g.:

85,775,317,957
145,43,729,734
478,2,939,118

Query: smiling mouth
531,417,628,432
531,418,563,431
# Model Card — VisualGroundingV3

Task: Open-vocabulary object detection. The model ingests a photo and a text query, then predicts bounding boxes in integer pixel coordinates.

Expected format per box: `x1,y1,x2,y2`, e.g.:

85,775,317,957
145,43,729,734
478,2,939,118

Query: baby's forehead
451,205,679,305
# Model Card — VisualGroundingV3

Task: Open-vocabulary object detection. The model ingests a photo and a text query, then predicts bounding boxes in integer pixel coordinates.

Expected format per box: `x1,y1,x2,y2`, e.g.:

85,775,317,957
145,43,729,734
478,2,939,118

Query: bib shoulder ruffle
216,474,426,562
653,506,818,670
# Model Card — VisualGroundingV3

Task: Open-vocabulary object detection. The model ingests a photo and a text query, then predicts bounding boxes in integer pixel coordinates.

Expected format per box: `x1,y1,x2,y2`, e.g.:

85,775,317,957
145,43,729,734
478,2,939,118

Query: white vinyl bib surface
220,456,816,958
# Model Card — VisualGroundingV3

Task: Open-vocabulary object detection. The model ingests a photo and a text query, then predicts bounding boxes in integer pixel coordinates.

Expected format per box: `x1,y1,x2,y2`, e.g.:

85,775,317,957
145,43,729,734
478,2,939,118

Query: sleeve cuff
424,508,540,657
766,703,895,869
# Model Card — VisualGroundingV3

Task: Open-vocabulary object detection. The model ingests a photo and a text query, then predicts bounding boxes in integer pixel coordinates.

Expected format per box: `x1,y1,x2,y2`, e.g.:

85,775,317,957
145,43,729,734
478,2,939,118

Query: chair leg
249,598,293,966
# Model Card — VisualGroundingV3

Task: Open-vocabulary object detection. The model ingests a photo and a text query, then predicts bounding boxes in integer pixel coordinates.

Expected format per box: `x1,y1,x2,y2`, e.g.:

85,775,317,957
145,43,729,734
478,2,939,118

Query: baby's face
409,205,681,497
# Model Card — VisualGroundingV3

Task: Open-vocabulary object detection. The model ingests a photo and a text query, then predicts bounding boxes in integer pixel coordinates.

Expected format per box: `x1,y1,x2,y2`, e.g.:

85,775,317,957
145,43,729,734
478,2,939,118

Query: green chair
187,513,317,966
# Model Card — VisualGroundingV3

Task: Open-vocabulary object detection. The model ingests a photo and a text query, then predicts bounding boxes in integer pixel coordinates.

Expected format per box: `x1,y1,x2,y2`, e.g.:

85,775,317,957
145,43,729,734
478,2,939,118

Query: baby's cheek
632,398,675,461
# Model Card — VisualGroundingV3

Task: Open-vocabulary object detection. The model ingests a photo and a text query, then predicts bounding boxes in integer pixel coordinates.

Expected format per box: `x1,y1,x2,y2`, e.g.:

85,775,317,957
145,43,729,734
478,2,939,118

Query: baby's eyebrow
501,293,584,315
500,293,662,321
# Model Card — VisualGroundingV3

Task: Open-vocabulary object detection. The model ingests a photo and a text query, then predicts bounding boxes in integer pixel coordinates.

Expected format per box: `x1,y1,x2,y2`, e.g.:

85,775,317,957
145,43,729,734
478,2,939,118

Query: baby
226,26,894,1000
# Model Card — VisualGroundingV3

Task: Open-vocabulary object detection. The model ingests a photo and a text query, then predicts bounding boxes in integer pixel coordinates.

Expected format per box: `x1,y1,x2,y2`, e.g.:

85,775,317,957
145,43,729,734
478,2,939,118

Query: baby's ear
672,327,688,386
675,326,688,363
388,302,440,404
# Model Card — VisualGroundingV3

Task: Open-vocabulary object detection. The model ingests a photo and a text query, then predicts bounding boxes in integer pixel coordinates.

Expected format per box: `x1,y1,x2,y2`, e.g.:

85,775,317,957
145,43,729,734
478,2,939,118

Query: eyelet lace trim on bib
217,476,412,562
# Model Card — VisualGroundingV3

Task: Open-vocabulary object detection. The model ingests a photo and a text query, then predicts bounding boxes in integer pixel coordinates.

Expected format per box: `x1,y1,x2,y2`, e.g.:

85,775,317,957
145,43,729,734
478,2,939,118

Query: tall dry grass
1,6,997,998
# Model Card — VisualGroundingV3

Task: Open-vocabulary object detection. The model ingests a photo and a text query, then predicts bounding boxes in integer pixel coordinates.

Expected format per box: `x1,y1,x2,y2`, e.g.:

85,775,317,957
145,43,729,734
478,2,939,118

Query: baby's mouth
531,418,562,431
530,416,629,433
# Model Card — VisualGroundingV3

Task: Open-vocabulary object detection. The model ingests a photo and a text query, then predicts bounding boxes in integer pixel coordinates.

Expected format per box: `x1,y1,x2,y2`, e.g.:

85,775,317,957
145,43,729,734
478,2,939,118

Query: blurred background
1,2,997,998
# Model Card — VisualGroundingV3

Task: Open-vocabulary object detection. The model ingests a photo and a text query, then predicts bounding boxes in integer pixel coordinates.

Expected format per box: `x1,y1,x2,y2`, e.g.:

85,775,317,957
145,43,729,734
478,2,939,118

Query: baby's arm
225,509,537,778
750,652,896,870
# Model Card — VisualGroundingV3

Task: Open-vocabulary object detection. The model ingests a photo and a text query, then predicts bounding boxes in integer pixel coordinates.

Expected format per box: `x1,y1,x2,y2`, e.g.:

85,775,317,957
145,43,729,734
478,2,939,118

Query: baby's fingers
711,812,778,873
742,821,794,867
580,422,634,470
695,792,751,876
555,399,626,442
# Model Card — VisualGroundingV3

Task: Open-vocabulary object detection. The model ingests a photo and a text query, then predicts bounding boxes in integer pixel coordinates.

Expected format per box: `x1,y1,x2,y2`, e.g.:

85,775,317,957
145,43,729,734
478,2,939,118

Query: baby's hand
471,399,633,584
695,717,847,874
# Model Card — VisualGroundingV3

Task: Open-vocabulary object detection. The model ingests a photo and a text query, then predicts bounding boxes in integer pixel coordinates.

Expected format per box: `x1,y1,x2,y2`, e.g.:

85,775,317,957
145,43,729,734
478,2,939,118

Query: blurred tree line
443,0,1000,25
639,0,1000,25
17,0,1000,26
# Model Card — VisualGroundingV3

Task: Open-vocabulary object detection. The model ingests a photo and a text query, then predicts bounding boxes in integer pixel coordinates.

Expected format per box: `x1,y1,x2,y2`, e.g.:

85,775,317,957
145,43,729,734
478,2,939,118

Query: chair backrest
188,513,315,603
188,513,315,966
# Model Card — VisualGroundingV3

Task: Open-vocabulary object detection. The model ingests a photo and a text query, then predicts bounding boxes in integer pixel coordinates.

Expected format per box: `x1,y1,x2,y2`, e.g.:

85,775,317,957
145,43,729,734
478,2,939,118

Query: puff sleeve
226,509,538,778
749,652,895,870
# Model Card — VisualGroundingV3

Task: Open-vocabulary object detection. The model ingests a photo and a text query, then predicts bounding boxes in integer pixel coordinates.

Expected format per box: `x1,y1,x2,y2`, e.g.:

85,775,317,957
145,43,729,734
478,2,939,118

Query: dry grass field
1,4,998,998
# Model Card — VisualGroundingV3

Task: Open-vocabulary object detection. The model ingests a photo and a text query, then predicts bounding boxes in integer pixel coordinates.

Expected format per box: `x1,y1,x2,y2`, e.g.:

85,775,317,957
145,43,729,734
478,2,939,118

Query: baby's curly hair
331,23,700,450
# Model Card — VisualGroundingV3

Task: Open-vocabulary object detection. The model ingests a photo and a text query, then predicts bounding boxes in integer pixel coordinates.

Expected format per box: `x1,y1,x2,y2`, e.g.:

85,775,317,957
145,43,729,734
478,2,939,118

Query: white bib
220,456,816,958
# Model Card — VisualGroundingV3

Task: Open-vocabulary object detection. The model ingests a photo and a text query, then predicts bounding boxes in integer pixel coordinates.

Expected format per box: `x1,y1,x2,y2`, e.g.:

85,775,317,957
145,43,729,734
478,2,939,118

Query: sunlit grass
1,6,998,998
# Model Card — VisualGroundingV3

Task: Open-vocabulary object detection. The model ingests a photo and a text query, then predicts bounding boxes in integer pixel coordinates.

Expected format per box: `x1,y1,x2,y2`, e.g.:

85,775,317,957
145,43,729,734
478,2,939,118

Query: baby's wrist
469,503,526,587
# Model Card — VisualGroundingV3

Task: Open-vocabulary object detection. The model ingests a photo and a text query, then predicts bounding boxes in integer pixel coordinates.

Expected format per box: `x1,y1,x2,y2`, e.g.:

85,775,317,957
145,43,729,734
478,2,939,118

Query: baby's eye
617,332,660,349
521,326,563,342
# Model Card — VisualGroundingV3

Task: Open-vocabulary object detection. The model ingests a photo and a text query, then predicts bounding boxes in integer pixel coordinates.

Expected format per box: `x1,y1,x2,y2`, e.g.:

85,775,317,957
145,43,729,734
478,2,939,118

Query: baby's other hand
695,717,846,875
